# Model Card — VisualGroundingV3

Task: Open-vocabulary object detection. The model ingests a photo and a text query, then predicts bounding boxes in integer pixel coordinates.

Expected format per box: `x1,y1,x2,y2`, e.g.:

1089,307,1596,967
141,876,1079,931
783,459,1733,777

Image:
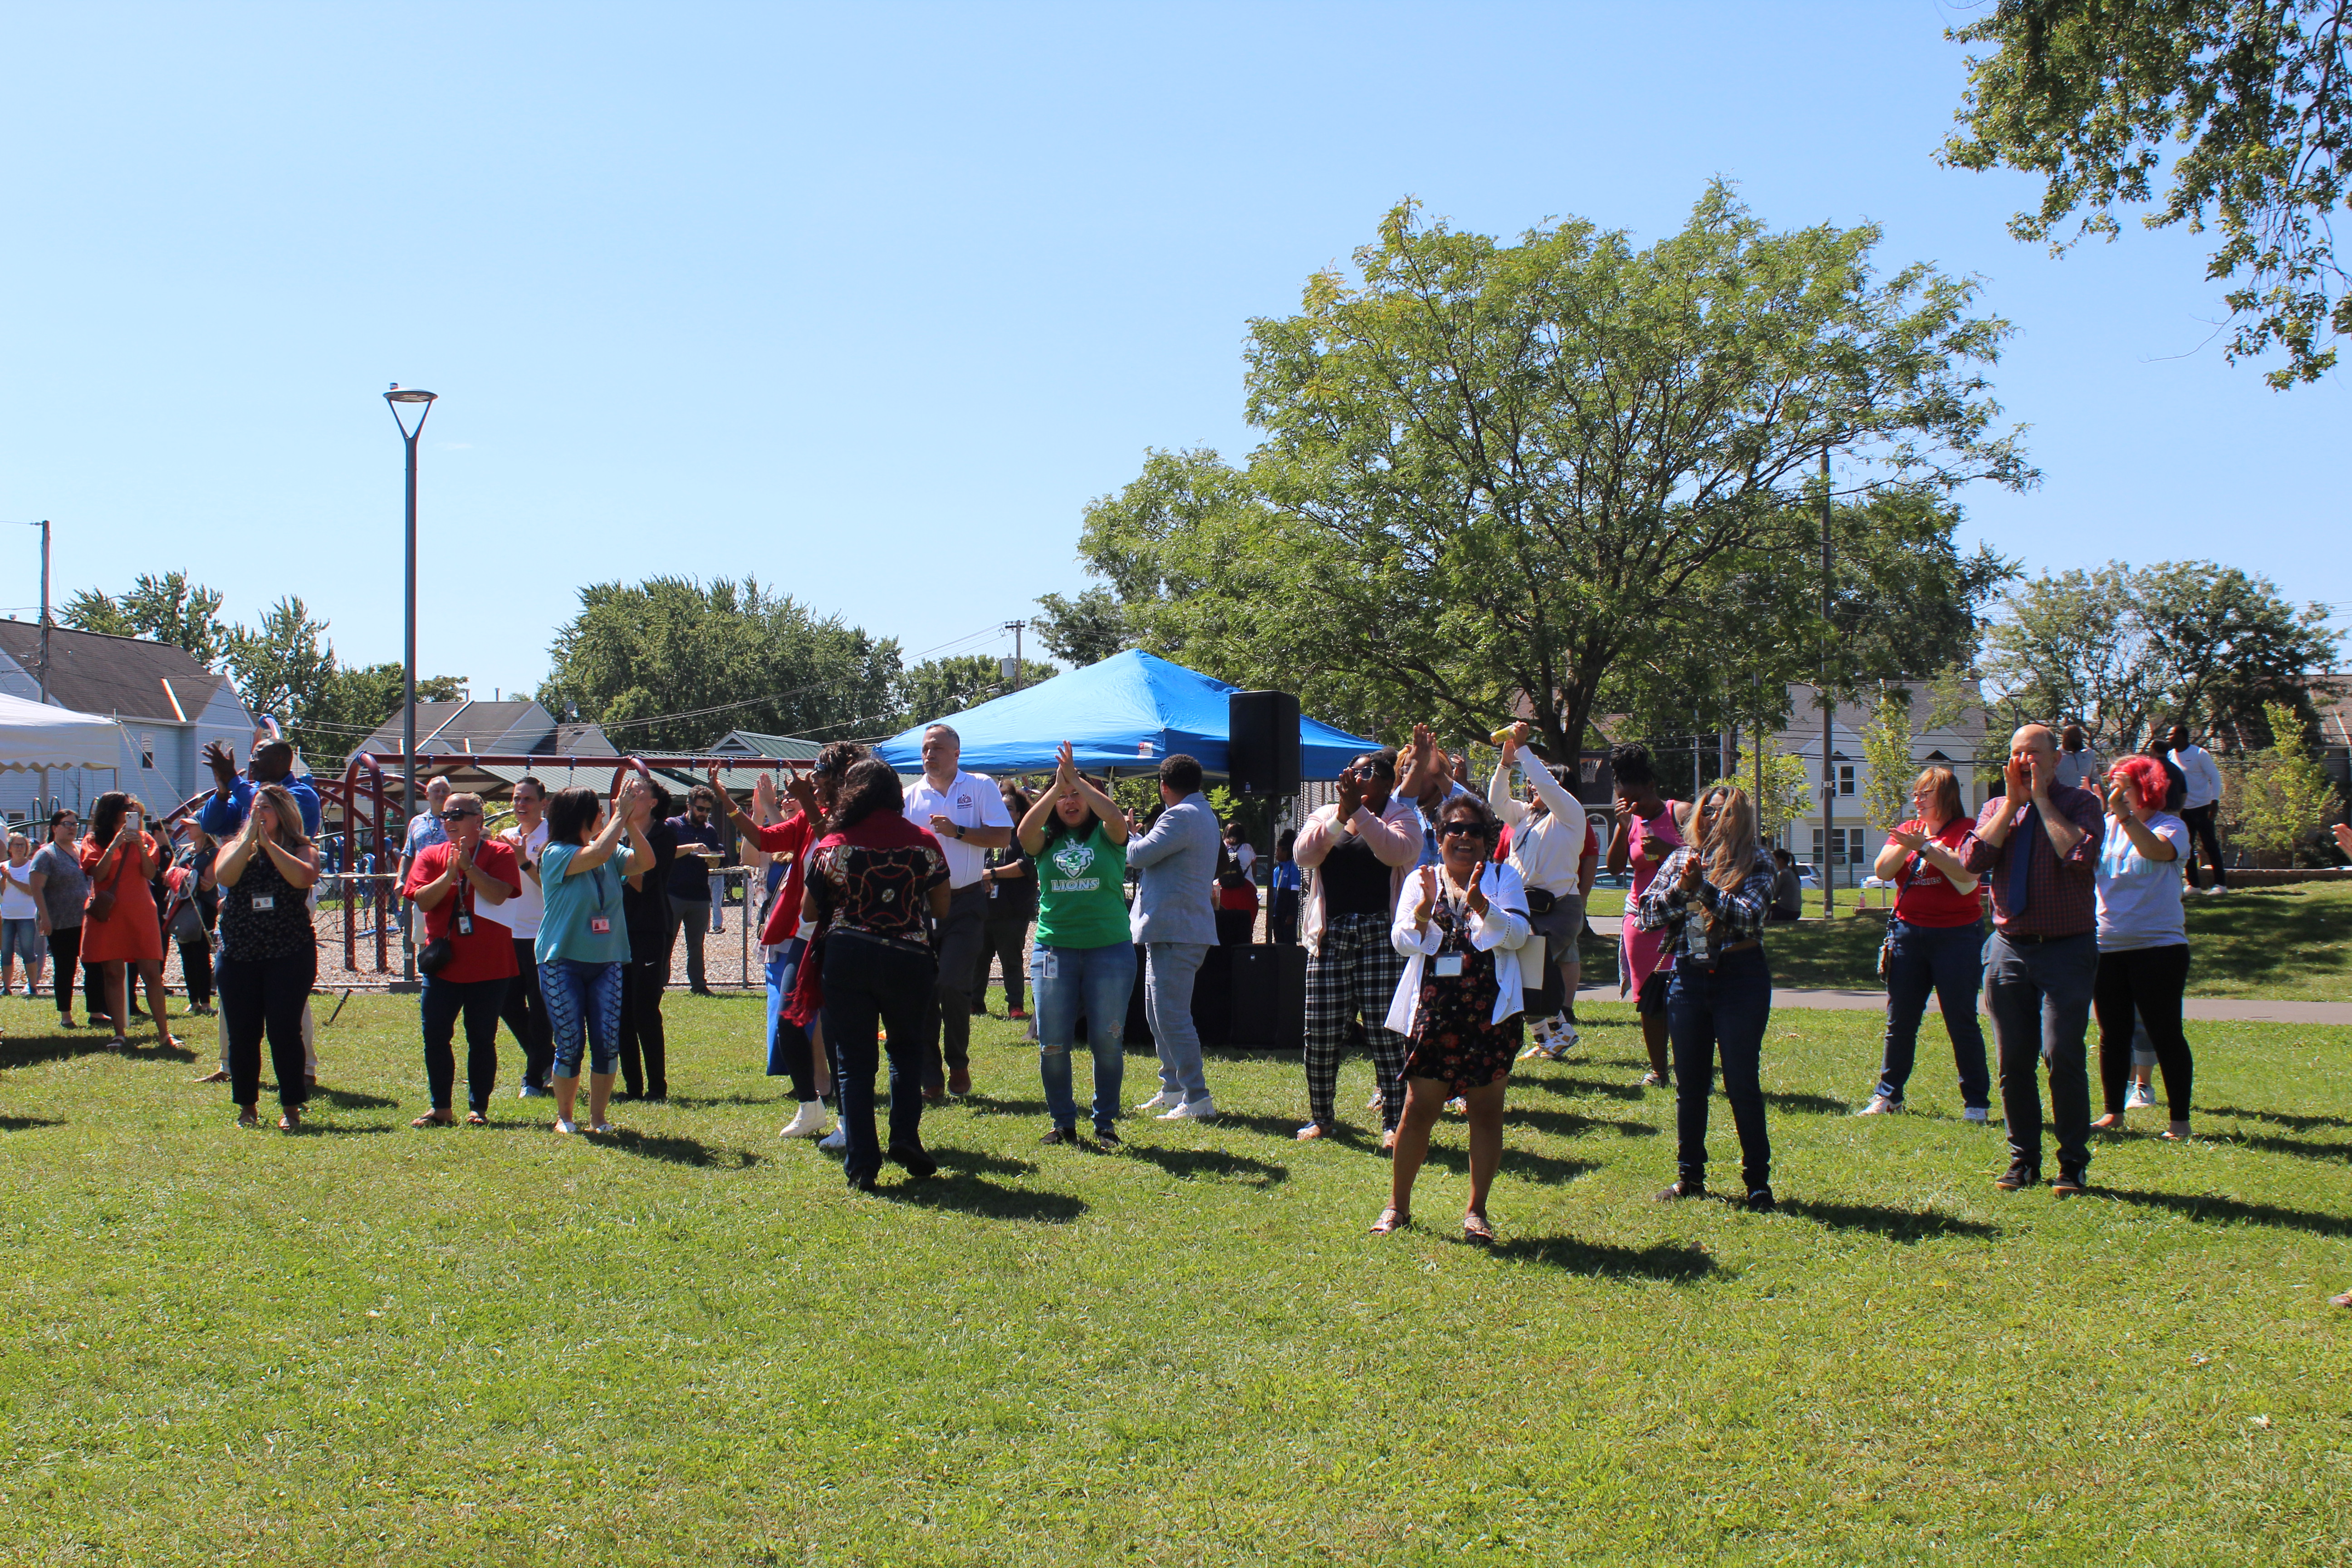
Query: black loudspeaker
1225,944,1307,1051
1124,943,1235,1047
1228,690,1301,797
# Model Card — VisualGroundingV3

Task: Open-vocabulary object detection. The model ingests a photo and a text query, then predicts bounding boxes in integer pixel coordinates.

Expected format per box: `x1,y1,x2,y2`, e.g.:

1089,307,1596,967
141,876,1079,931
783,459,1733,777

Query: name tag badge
1434,953,1464,977
590,916,612,934
455,913,474,937
1038,950,1058,981
251,895,274,912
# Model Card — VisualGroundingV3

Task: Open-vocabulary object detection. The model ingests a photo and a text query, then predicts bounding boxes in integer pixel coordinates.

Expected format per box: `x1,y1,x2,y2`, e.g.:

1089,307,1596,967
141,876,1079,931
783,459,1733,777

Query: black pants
1664,946,1773,1192
2093,943,2193,1120
972,912,1030,1013
618,960,668,1098
669,897,712,991
178,941,213,1008
2179,804,2227,888
498,937,554,1088
824,932,935,1183
219,950,315,1110
46,926,108,1021
1269,888,1299,945
926,882,988,1087
1215,907,1256,946
422,973,512,1114
1983,929,2097,1175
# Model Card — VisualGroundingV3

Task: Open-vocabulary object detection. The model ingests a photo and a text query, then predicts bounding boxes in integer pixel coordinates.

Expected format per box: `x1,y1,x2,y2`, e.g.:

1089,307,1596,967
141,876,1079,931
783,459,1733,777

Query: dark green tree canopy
63,572,227,664
1944,0,2352,387
1081,186,2031,757
537,576,901,754
1031,587,1134,668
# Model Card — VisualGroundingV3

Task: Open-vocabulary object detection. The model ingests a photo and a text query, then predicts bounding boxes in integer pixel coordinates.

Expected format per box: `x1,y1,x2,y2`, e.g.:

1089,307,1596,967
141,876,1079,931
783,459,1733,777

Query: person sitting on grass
211,785,320,1132
1372,794,1531,1244
536,776,651,1137
1015,742,1134,1147
1640,784,1779,1211
2090,754,2195,1143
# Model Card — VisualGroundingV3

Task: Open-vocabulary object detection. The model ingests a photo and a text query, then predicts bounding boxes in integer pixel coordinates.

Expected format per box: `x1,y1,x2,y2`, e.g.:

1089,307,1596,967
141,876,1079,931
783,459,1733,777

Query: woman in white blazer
1372,793,1530,1243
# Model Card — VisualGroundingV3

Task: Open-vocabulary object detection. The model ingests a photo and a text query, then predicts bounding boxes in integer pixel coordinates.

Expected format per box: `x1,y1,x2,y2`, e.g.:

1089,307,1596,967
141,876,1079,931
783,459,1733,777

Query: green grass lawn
1586,881,2352,1001
5,992,2352,1565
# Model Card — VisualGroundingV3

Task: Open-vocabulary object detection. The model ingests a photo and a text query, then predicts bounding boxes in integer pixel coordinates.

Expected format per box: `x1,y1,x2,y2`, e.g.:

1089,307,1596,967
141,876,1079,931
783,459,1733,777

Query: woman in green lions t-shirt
1015,741,1133,1146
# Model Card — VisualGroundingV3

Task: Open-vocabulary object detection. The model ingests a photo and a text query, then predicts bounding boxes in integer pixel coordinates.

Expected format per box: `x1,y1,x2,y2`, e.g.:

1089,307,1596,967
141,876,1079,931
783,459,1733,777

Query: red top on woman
79,831,163,964
1886,818,1980,928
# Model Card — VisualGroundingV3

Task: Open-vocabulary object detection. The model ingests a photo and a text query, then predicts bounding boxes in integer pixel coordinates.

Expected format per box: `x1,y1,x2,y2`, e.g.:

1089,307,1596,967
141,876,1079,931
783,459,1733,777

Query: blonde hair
1694,784,1761,944
1913,765,1963,827
251,784,312,851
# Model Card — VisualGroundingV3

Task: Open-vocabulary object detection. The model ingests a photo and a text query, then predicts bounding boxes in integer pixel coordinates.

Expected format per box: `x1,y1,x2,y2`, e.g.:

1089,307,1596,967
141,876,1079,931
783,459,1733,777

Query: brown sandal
1462,1211,1495,1245
194,1069,230,1084
465,1111,488,1127
2332,1291,2352,1309
278,1109,301,1132
1369,1206,1409,1235
411,1112,453,1128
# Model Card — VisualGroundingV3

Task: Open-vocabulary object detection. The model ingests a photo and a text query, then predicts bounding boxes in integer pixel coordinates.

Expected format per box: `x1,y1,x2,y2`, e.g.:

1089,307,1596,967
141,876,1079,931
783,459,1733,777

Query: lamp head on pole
384,384,437,440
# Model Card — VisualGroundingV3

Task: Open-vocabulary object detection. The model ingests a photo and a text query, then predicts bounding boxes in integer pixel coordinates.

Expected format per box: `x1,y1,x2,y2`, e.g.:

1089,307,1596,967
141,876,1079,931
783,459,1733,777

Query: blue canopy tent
874,648,1377,779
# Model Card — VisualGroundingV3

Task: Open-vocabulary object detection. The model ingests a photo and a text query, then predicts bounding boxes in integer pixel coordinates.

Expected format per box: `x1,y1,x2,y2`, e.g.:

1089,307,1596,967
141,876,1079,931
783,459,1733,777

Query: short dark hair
1367,748,1399,787
1773,848,1793,865
830,758,905,833
1160,754,1203,794
1608,742,1655,790
513,774,545,801
548,786,603,845
1439,794,1499,842
812,740,867,780
689,785,717,809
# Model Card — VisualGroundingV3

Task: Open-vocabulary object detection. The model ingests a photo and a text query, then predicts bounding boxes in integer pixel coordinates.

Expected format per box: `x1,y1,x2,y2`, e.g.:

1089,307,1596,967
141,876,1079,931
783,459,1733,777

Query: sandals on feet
465,1111,488,1127
235,1109,259,1129
278,1110,300,1132
1462,1211,1495,1245
411,1112,453,1128
194,1069,230,1084
1369,1206,1409,1235
1296,1122,1331,1142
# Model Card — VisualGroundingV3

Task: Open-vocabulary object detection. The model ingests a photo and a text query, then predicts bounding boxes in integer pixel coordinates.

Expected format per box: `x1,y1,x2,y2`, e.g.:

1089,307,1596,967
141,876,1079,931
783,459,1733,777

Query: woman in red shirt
78,791,177,1051
402,792,522,1127
1856,765,1989,1119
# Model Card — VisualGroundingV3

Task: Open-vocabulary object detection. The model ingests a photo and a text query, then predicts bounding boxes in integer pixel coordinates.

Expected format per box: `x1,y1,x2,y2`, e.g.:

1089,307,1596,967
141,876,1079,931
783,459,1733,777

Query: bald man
1960,724,2106,1198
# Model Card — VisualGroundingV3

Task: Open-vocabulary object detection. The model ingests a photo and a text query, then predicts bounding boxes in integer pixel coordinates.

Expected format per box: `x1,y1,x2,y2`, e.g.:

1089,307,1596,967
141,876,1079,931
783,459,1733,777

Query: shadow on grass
1215,1111,1320,1142
2207,1104,2352,1133
882,1176,1088,1224
1118,1143,1288,1186
0,1115,64,1132
283,1121,398,1137
1760,1089,1851,1116
1513,1105,1660,1140
1488,1234,1718,1282
309,1085,400,1111
2220,1131,2352,1164
965,1097,1053,1118
1413,1141,1599,1187
666,1093,782,1110
1519,1073,1648,1103
0,1034,196,1068
596,1127,761,1169
934,1147,1041,1180
2098,1185,2352,1239
1777,1198,1999,1244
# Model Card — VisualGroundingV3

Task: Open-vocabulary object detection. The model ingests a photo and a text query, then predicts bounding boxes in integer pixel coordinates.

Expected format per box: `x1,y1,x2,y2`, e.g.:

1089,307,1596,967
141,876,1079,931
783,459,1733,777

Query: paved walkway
1574,982,2352,1026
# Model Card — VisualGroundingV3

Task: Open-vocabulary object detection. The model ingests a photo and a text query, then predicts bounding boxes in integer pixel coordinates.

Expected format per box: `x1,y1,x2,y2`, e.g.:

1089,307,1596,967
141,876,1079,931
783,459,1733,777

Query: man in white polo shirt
903,724,1014,1098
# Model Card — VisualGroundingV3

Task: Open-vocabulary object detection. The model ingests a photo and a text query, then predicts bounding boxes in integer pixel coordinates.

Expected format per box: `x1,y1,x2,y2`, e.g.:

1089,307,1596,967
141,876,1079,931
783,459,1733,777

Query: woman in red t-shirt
1857,765,1989,1119
402,792,522,1127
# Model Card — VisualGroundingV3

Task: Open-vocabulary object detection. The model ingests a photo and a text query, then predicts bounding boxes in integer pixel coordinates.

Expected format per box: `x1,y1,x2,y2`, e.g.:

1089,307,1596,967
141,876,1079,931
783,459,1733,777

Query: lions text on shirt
902,769,1014,889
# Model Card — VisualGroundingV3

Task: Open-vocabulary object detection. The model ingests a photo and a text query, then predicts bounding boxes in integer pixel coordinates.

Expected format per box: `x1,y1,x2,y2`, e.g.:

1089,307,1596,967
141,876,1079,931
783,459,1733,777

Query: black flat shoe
1743,1186,1775,1212
1092,1125,1121,1147
886,1142,938,1180
846,1170,878,1193
1040,1126,1077,1146
1994,1161,2041,1191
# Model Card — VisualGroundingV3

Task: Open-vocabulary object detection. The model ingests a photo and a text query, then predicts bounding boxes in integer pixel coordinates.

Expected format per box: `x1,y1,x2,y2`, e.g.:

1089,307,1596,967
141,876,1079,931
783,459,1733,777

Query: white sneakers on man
1159,1095,1218,1121
778,1101,828,1139
817,1124,848,1152
1855,1095,1903,1117
1135,1090,1185,1114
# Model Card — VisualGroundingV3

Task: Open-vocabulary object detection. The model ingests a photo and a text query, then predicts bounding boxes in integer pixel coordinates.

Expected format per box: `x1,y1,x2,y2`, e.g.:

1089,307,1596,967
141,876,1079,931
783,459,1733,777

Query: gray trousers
1145,941,1210,1102
925,882,990,1086
1983,929,2097,1174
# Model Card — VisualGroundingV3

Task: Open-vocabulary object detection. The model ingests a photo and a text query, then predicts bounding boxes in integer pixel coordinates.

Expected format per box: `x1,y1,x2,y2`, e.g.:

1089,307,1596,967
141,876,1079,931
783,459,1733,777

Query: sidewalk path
1570,982,2352,1026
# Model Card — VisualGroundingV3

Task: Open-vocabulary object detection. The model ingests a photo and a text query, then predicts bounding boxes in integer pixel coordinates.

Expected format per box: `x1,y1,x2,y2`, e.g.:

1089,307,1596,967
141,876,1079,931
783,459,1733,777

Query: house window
1837,764,1856,797
1811,828,1868,866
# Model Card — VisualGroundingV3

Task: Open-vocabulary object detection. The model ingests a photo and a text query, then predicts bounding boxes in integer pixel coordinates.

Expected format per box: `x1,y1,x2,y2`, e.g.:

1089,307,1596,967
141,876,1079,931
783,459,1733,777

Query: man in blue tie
1960,724,2106,1198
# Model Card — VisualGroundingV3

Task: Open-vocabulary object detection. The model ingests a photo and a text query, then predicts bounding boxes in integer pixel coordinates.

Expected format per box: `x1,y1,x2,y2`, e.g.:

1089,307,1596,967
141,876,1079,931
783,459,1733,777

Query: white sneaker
1553,1018,1580,1052
1159,1095,1218,1121
1365,1086,1383,1111
1518,1020,1556,1061
2124,1081,2156,1111
817,1125,848,1153
778,1100,827,1139
1135,1090,1183,1113
1963,1107,1990,1122
1855,1095,1903,1117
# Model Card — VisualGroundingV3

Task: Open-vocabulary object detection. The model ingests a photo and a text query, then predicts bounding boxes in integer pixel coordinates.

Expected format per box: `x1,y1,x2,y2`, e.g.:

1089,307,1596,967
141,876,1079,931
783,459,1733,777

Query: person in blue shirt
198,732,322,839
1269,829,1302,945
536,775,650,1136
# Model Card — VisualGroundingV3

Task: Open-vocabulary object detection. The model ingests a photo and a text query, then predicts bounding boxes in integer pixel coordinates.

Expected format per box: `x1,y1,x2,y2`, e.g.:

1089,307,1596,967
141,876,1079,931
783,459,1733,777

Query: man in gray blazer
1127,753,1221,1120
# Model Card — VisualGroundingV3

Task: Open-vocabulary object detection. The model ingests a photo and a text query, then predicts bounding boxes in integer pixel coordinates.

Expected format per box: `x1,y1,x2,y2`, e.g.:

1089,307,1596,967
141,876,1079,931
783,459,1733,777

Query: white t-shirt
1231,843,1257,877
2096,813,2190,951
501,819,550,940
902,769,1014,889
2169,744,2223,810
0,861,37,921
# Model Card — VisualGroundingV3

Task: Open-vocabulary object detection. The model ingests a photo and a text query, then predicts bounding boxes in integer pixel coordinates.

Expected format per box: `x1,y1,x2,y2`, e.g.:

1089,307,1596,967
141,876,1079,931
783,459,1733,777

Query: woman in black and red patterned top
803,759,952,1191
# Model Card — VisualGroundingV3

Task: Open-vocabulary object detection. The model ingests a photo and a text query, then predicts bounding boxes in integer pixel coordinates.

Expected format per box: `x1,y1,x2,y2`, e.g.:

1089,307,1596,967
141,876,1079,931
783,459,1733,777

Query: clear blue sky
4,1,2345,713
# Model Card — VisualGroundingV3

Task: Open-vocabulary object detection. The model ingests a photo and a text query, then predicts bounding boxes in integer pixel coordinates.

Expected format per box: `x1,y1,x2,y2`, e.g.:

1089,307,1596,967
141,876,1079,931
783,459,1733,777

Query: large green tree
1943,0,2352,387
1030,586,1133,668
538,577,902,754
1078,187,2031,759
1979,559,2338,752
63,572,228,663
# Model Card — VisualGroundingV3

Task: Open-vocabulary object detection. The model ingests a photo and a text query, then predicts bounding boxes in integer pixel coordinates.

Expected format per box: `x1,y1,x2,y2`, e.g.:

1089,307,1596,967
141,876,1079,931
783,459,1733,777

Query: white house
1769,680,1989,886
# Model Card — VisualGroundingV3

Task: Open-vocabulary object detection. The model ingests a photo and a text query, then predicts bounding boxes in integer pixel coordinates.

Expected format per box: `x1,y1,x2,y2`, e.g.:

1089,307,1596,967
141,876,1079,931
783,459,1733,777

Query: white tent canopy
0,690,125,772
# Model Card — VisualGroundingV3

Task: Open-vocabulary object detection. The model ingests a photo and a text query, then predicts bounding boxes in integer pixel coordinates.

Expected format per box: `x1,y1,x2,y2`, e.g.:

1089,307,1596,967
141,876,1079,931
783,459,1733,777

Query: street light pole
1819,447,1835,921
385,386,437,984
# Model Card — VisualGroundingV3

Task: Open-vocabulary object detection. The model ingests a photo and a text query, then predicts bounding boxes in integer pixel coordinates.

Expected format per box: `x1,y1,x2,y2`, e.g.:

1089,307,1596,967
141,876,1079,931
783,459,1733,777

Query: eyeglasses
439,809,480,822
1438,821,1489,838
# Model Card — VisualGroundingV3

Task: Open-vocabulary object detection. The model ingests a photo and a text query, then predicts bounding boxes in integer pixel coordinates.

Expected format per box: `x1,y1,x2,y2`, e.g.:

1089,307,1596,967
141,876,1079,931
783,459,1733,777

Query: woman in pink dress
77,791,177,1052
1605,744,1682,1089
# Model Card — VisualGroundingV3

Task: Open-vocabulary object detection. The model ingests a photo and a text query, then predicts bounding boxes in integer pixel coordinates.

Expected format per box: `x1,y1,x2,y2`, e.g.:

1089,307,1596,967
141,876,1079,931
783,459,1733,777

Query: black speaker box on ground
1225,943,1306,1050
1228,690,1301,797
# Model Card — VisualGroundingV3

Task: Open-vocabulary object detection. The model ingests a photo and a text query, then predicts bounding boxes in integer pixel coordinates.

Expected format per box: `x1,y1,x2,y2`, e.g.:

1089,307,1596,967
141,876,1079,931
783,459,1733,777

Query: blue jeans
1144,941,1210,1102
1983,930,2097,1173
1876,920,1990,1109
420,973,511,1113
540,958,624,1077
1665,946,1773,1192
764,937,819,1101
822,932,935,1183
1034,941,1134,1132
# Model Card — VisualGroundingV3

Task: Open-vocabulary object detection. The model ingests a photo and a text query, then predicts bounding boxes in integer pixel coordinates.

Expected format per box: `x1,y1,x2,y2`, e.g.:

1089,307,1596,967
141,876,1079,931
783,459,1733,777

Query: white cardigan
1383,861,1533,1035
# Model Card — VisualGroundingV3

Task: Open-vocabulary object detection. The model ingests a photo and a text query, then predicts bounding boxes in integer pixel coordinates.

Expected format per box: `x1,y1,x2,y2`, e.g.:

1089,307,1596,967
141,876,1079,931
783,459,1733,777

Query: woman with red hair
2090,753,2194,1141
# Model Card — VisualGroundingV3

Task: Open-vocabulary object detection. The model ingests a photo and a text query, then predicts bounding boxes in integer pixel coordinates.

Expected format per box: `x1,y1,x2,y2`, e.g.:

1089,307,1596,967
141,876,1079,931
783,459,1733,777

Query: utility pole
1820,447,1835,920
35,519,50,705
1004,620,1027,691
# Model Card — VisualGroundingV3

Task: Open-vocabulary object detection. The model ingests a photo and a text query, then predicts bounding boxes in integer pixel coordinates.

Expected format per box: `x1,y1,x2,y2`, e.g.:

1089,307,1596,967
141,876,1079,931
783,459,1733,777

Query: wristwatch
953,823,965,839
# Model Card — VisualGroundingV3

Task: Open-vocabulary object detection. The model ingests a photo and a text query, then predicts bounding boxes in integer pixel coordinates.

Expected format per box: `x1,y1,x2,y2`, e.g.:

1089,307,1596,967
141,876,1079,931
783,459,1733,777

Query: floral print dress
1398,891,1520,1093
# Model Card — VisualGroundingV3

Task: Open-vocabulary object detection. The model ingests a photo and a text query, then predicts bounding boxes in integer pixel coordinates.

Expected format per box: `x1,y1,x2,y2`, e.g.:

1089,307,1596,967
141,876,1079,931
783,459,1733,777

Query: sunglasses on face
439,809,480,822
1438,821,1489,838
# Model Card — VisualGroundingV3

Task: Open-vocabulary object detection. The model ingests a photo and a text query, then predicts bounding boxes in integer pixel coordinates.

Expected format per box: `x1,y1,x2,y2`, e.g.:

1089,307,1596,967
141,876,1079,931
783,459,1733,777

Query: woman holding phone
212,785,320,1129
78,791,177,1052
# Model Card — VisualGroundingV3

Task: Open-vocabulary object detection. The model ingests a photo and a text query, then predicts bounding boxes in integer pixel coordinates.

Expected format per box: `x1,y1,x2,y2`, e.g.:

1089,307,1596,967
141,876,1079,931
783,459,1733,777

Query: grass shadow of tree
2097,1185,2352,1239
883,1176,1088,1224
2212,1131,2352,1163
1414,1141,1599,1187
596,1128,761,1169
307,1085,401,1111
1518,1073,1648,1103
2180,887,2352,994
1512,1105,1660,1140
1117,1143,1288,1187
1775,1198,1999,1243
934,1147,1040,1180
0,1115,64,1132
1760,1089,1850,1116
2206,1104,2352,1133
1487,1234,1719,1281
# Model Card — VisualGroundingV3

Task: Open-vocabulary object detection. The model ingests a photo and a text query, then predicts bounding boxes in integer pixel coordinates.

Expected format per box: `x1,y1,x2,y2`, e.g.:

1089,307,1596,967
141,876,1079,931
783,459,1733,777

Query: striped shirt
1959,785,2103,938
